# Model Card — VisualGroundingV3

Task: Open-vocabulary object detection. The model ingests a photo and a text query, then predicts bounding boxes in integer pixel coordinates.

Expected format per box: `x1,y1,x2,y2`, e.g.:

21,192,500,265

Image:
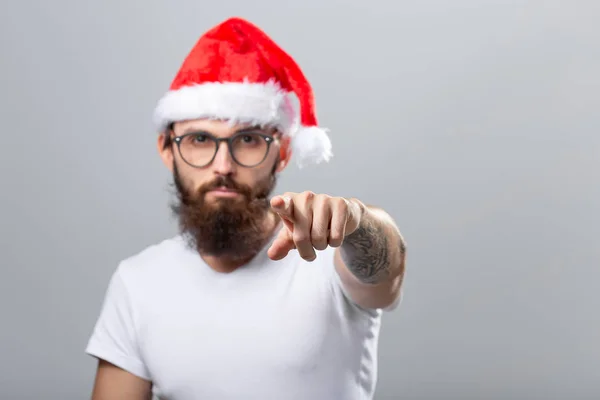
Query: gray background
1,0,598,399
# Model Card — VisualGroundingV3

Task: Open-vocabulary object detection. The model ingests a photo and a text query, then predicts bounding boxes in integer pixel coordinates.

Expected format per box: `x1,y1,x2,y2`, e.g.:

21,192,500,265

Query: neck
200,211,280,273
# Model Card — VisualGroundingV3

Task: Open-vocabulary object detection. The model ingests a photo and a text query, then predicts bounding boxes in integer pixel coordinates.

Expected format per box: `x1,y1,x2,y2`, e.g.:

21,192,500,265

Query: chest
138,260,358,399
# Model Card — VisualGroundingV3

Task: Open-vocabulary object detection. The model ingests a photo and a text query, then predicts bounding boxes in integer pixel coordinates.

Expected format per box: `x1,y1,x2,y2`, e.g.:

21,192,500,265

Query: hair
161,123,175,151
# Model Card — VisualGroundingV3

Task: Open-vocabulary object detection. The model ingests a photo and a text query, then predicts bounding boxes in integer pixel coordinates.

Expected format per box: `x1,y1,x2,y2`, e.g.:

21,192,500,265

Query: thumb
268,226,296,261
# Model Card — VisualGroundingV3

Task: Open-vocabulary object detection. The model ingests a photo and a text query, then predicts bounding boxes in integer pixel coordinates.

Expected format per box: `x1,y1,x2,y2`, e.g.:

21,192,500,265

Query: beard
170,162,278,261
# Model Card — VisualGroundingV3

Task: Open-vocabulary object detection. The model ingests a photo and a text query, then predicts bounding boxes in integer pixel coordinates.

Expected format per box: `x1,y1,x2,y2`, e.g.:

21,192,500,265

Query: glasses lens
178,134,217,167
231,133,270,166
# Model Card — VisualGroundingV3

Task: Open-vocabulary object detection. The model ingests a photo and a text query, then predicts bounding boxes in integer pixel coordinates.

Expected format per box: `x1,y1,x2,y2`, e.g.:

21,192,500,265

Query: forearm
339,202,406,285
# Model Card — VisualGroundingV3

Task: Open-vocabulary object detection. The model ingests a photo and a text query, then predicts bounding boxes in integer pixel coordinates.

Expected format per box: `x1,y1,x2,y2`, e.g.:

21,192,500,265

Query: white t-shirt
86,234,399,399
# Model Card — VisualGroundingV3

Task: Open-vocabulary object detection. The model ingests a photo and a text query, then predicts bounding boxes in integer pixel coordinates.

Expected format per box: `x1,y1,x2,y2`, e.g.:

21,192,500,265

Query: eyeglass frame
165,125,279,168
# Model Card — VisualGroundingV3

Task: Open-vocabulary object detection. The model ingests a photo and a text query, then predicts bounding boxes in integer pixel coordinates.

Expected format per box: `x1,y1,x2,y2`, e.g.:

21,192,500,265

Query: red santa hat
153,17,332,168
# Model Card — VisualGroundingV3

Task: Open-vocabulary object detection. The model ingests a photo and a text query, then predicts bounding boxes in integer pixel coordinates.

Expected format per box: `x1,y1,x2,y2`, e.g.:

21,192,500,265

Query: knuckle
302,191,315,201
314,193,330,204
332,197,348,213
313,194,331,209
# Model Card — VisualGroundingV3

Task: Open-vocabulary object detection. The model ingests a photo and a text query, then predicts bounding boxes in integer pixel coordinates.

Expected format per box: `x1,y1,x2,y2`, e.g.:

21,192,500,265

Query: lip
207,187,240,198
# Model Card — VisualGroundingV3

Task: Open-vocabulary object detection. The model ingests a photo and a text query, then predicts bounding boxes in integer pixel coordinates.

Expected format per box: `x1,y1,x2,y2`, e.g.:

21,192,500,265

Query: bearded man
86,16,407,400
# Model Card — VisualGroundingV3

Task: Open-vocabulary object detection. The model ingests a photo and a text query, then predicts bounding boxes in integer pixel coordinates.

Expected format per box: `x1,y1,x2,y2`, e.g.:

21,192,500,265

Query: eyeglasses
171,130,276,168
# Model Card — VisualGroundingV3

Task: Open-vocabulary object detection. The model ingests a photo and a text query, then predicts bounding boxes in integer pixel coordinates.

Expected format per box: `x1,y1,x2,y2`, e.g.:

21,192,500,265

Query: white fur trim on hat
153,80,295,133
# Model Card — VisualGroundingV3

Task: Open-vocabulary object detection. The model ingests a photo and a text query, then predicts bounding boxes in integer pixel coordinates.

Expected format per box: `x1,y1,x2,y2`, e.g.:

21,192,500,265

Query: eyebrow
234,125,266,133
179,124,273,135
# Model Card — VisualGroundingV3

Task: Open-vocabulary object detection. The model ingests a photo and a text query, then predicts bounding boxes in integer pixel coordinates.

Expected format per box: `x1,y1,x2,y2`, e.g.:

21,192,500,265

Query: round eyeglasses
171,130,276,168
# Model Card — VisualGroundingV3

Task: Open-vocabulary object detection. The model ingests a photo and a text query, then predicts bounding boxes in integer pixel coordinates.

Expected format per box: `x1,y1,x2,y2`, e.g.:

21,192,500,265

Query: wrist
345,198,369,237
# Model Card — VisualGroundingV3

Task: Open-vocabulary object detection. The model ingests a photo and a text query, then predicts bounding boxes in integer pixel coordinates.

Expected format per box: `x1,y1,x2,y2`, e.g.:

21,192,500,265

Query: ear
275,135,292,172
157,132,174,173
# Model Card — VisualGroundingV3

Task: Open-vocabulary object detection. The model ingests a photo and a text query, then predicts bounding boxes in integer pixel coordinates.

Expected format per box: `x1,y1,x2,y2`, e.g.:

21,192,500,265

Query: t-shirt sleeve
85,263,151,381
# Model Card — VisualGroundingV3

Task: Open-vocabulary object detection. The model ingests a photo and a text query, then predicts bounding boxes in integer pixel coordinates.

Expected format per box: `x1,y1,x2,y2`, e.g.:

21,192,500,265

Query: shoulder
112,235,192,291
122,235,186,267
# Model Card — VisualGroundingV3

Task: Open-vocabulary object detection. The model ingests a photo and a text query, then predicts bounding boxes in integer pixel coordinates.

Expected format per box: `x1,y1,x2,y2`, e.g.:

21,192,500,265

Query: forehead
173,118,275,137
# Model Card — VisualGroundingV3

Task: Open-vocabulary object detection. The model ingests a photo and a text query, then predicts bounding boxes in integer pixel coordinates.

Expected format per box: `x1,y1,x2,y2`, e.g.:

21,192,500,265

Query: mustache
172,160,275,207
198,175,246,194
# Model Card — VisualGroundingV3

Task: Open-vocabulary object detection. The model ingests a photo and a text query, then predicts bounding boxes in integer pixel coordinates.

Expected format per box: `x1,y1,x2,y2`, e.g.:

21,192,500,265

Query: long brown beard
170,163,277,261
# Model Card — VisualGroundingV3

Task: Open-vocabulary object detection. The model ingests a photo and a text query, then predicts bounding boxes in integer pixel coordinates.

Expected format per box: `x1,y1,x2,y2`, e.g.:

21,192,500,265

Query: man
86,17,407,400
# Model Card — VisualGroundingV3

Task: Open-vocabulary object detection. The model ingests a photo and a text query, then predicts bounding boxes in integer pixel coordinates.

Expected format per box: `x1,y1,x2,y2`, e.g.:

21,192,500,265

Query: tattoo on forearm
340,221,391,284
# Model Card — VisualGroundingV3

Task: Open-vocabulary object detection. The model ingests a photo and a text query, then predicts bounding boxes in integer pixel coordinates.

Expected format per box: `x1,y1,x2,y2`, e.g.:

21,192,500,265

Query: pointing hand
267,191,363,261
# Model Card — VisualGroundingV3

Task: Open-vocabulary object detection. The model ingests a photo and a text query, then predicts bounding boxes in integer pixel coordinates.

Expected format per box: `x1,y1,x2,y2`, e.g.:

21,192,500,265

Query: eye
192,134,209,143
240,134,257,143
181,133,213,148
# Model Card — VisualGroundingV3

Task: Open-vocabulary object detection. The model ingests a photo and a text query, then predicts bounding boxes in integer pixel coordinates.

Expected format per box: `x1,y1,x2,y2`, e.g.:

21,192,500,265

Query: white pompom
290,126,333,168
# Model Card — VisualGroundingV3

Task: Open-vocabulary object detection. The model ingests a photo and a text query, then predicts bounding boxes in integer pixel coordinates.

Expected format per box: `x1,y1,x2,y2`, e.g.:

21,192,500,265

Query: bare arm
91,359,153,400
335,201,406,310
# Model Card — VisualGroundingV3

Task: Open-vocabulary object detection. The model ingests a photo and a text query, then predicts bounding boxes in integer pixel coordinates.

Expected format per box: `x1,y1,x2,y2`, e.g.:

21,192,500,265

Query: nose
211,141,235,175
